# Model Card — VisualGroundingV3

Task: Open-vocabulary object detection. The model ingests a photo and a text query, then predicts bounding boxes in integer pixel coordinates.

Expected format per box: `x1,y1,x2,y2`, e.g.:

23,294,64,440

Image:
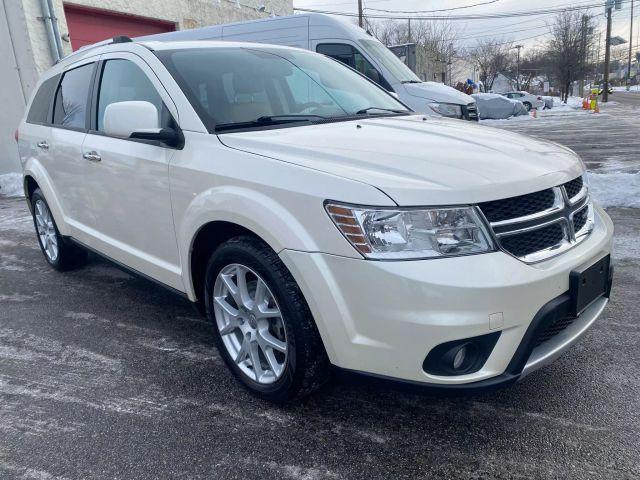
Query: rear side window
27,75,60,124
96,59,166,132
53,63,95,129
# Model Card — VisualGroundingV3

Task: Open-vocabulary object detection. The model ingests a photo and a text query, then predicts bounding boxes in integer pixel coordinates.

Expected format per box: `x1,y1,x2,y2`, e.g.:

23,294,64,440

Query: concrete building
0,0,293,175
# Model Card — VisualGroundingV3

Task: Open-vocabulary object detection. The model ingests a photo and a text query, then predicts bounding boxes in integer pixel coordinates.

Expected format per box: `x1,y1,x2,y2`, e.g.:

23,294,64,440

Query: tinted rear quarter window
26,75,60,124
53,63,96,129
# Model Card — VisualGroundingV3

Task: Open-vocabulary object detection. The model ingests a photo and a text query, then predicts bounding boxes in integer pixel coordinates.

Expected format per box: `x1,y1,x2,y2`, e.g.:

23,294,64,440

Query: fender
22,160,70,236
178,185,322,300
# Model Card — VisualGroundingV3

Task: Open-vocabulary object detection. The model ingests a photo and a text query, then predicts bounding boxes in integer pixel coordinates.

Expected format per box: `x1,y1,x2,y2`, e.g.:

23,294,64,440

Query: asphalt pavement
1,101,639,479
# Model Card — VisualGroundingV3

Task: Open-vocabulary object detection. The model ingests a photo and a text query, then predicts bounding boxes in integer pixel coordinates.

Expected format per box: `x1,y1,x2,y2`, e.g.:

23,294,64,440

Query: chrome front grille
479,188,557,223
478,175,594,263
463,103,479,121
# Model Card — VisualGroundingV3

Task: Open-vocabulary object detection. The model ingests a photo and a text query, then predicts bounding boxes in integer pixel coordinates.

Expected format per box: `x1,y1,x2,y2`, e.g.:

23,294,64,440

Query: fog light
423,332,501,376
453,346,466,370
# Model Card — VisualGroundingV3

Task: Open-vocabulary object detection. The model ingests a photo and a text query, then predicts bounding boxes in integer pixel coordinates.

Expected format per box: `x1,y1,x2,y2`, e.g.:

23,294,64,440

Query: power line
294,0,635,21
365,0,501,14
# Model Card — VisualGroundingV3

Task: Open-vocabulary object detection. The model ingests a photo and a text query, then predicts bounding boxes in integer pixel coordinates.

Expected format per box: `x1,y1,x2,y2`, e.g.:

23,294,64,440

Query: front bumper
279,204,614,388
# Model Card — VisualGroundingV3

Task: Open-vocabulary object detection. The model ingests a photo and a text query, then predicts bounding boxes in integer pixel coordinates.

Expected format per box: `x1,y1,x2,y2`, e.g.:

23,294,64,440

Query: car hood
402,81,475,105
218,115,584,206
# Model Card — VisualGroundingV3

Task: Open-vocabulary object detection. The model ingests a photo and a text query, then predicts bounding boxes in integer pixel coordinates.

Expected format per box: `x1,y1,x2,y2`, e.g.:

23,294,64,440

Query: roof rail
112,35,133,44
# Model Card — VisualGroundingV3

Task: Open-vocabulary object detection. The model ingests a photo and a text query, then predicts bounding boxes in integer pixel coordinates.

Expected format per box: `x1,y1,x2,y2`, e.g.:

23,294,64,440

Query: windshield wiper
355,107,408,115
401,80,422,84
215,115,326,132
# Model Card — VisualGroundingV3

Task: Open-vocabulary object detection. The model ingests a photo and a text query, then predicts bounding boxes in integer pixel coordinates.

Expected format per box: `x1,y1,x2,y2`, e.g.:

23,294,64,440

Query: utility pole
513,45,523,90
358,0,363,28
408,18,412,43
628,0,635,87
603,5,613,102
579,15,588,97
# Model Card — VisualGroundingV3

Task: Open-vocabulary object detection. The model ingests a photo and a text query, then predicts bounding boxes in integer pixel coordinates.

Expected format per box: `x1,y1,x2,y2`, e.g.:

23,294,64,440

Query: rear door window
26,74,60,124
52,63,96,129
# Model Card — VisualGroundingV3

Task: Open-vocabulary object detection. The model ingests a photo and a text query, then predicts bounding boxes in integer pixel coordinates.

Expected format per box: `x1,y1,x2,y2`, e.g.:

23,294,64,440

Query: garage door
64,4,175,51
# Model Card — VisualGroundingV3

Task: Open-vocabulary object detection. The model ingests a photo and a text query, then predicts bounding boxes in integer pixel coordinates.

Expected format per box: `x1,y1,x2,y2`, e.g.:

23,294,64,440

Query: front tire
30,189,86,271
204,236,330,403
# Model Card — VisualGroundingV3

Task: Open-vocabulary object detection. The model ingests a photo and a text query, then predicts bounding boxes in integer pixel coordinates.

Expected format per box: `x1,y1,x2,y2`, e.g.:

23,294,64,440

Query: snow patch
0,173,24,197
552,96,584,109
613,85,640,93
587,172,640,208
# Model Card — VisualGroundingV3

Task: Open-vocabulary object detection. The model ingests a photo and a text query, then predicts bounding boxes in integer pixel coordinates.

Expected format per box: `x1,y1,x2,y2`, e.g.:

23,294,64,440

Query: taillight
14,129,19,142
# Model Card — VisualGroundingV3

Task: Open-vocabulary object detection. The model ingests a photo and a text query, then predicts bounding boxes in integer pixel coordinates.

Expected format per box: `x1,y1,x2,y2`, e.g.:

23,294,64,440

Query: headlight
428,102,463,118
325,203,495,260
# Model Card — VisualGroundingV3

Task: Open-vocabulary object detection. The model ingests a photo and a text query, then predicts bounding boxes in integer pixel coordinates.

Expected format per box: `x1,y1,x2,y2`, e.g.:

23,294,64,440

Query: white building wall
27,0,293,74
0,0,40,174
0,0,293,175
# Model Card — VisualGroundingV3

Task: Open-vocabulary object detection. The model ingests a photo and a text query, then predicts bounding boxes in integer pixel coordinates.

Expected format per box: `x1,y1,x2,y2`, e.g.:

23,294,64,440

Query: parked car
597,86,614,95
17,38,613,403
500,91,545,111
138,13,479,121
472,93,528,119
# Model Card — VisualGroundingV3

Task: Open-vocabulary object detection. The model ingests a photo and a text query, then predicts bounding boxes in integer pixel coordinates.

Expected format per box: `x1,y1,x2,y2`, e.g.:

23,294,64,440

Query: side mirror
130,128,184,149
104,101,159,138
103,100,183,148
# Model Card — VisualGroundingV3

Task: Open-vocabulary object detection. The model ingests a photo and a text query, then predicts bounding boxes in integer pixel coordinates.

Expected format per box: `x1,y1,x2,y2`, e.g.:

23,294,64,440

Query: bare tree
513,49,553,91
468,38,514,91
547,11,593,102
368,19,461,82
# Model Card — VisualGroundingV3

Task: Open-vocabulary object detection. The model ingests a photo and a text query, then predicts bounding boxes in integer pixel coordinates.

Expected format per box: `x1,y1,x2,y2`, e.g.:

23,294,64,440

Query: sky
292,0,639,56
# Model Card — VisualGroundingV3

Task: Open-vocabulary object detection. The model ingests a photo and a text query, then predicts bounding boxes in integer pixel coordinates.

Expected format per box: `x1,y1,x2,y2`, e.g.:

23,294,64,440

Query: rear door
81,52,182,290
49,59,98,235
18,74,60,190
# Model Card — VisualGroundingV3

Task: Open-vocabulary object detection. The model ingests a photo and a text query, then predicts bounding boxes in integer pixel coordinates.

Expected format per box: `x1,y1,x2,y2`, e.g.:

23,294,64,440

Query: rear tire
523,102,532,111
204,236,330,403
30,188,87,271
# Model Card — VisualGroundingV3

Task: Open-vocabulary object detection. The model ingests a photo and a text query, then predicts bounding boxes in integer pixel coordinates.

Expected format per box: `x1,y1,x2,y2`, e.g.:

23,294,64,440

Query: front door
81,53,182,290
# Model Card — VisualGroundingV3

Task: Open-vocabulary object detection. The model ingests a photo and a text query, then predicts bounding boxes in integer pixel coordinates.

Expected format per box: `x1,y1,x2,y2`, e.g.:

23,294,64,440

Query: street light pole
514,44,523,90
603,4,613,102
628,0,635,87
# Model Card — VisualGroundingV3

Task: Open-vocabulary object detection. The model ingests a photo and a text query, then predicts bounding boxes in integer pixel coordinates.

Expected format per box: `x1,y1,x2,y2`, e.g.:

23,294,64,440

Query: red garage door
64,4,176,51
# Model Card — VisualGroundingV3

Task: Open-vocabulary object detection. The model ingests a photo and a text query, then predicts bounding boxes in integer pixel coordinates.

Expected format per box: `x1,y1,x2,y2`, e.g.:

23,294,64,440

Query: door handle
37,141,49,150
83,151,101,162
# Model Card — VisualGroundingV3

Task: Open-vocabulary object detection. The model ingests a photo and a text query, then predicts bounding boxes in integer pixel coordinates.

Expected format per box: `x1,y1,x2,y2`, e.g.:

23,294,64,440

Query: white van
140,13,479,121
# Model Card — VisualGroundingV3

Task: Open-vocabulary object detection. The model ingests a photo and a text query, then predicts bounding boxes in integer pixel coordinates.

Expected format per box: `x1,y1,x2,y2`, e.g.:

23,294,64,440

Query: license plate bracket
569,255,610,317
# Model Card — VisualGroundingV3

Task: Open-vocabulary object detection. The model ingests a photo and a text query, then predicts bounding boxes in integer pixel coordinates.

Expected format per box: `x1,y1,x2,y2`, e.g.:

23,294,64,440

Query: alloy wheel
213,264,288,384
34,199,59,262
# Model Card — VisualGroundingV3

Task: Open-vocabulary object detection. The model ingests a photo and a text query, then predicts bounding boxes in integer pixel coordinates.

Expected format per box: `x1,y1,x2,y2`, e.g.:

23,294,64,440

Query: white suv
17,39,613,402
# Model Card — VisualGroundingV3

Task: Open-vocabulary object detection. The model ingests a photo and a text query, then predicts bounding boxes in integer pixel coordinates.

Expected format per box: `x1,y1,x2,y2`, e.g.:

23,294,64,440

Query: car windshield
358,39,422,84
157,47,411,133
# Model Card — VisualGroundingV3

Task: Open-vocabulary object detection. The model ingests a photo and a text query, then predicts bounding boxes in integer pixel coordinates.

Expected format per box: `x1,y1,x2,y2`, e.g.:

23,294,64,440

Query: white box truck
139,13,478,121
